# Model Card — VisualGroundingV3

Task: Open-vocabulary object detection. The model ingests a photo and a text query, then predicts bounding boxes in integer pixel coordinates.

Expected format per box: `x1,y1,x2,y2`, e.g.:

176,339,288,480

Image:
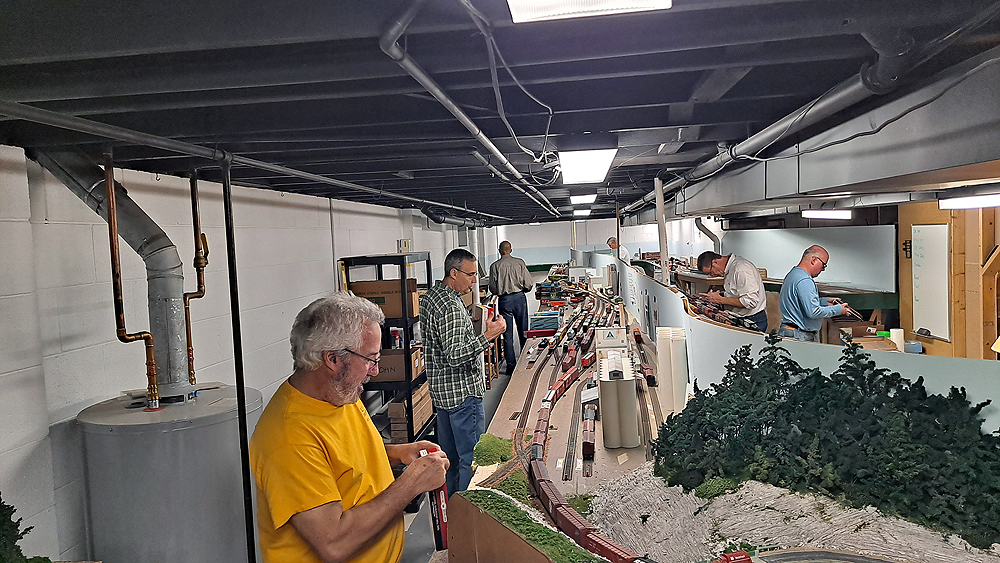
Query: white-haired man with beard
250,293,448,563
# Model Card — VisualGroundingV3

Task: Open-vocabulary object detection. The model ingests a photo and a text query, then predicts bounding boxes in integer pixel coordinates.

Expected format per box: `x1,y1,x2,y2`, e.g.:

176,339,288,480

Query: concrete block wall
0,145,462,560
0,146,60,559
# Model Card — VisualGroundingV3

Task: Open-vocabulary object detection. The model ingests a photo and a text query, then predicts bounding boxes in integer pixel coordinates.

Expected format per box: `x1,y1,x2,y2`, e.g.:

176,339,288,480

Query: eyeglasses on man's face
815,256,828,271
456,268,478,279
340,348,380,371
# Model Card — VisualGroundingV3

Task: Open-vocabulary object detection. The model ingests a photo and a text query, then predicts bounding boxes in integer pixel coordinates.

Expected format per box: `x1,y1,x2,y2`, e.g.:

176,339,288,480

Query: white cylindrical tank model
78,383,263,563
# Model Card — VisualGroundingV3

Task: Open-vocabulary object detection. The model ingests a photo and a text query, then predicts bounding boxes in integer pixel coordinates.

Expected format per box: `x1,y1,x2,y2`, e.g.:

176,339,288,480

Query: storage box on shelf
375,347,424,382
388,380,432,444
350,278,420,318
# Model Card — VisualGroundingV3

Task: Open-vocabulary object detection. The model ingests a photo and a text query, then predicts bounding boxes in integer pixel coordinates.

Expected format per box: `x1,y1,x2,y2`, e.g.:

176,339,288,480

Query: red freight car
528,459,549,483
581,531,638,563
561,344,578,371
581,419,595,459
552,505,596,543
562,366,580,388
712,551,751,563
535,479,567,514
580,350,596,368
639,362,656,387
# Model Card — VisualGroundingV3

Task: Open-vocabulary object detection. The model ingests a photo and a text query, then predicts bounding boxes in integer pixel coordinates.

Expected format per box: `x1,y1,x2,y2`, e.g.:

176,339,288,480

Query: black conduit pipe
422,206,487,227
219,155,258,563
0,98,507,221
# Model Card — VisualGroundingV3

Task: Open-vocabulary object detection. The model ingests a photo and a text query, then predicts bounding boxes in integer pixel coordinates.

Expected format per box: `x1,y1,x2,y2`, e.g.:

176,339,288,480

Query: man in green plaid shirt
421,248,506,495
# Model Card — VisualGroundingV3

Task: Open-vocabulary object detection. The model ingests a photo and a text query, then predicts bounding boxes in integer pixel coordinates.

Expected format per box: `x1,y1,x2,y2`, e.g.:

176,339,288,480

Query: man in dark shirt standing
488,241,534,376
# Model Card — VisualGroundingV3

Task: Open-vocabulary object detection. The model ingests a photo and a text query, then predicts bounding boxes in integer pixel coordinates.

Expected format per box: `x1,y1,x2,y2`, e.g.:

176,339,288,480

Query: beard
331,373,371,406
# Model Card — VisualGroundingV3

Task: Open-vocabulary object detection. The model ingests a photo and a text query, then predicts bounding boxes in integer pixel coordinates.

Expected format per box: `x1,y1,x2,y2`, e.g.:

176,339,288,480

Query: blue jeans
778,326,819,342
744,309,769,332
436,395,485,496
498,293,528,374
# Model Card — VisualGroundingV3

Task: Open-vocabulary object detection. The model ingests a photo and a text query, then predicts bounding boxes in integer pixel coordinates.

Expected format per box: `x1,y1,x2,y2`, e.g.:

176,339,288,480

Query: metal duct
694,217,721,254
422,206,486,228
380,0,559,217
624,3,1000,215
31,148,192,399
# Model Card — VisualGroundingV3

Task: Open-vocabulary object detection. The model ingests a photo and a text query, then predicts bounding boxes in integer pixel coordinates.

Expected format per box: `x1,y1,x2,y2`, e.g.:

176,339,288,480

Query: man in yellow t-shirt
250,294,449,563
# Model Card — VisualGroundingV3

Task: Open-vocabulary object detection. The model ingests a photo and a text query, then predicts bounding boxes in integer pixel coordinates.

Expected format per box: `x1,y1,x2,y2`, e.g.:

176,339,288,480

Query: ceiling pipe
380,0,560,217
0,98,507,221
625,3,1000,215
694,217,721,254
422,206,487,228
470,150,550,211
30,148,192,400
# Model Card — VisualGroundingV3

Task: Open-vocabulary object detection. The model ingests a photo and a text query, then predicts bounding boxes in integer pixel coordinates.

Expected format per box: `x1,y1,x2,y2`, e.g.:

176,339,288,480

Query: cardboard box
350,278,419,318
854,336,899,351
375,348,423,381
388,381,433,443
822,319,884,345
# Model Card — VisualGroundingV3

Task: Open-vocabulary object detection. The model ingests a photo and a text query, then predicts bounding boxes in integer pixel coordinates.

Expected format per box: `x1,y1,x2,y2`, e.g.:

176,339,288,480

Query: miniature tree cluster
0,492,51,563
652,334,1000,549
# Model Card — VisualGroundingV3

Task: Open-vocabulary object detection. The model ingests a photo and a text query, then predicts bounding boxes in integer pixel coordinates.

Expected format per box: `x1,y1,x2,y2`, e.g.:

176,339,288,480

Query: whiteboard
911,224,950,341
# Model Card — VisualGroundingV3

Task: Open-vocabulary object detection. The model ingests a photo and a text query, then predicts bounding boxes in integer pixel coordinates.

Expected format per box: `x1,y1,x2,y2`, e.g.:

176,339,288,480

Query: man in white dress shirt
696,251,768,332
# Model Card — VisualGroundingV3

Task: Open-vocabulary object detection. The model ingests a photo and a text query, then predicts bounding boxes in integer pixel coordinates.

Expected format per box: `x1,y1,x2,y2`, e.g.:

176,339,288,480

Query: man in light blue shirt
778,245,853,341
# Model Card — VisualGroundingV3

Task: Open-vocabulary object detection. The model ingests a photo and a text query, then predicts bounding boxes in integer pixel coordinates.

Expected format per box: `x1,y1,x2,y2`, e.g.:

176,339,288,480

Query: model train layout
481,271,664,563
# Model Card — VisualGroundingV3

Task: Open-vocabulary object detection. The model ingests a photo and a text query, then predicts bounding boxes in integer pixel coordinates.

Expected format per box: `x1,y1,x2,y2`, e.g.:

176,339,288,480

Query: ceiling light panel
573,209,592,216
938,193,1000,209
560,149,618,184
570,194,598,204
506,0,672,23
801,209,852,220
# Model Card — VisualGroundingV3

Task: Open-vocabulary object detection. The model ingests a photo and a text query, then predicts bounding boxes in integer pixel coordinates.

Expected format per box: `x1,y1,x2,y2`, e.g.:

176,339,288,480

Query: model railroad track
635,376,654,462
478,348,560,488
562,368,585,481
635,339,664,428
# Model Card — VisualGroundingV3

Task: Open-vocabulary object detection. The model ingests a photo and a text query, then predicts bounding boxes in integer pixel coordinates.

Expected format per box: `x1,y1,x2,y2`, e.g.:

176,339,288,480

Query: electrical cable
460,0,557,169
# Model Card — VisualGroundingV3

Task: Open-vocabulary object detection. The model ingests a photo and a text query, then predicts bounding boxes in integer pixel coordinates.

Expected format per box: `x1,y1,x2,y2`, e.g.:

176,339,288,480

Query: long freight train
519,289,657,563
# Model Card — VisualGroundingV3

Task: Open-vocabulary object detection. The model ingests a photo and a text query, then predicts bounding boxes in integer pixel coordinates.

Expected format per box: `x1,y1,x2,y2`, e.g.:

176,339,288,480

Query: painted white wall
722,225,896,291
496,217,717,265
0,145,459,560
588,249,1000,432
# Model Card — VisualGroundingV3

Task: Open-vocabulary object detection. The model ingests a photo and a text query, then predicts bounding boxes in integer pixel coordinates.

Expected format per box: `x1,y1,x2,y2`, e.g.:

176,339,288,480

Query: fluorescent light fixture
529,222,541,225
570,194,598,204
560,149,617,184
573,209,592,217
506,0,672,23
801,209,852,220
938,193,1000,210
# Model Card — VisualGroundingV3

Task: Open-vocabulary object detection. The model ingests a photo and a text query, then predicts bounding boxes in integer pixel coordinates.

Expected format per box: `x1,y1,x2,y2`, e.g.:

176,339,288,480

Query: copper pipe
105,153,160,409
183,172,209,385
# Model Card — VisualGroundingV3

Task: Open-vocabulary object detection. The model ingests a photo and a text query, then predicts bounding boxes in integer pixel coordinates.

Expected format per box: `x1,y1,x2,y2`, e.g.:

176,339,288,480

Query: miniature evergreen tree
0,492,52,563
652,335,1000,549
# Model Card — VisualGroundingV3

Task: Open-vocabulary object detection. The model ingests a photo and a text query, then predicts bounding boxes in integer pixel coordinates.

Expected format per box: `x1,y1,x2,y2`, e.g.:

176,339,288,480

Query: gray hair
801,244,826,260
444,248,476,279
607,236,618,245
290,293,385,371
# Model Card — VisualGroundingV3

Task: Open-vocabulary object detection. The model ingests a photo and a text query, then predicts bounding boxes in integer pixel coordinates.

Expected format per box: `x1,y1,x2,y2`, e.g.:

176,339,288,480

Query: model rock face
651,334,1000,550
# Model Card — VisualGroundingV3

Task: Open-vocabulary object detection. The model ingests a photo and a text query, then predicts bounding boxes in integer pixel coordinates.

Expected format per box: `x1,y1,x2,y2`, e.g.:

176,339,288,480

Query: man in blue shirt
778,245,854,341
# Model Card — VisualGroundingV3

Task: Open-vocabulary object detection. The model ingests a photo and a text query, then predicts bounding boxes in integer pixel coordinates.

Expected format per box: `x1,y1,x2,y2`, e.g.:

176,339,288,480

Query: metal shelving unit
342,252,434,442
